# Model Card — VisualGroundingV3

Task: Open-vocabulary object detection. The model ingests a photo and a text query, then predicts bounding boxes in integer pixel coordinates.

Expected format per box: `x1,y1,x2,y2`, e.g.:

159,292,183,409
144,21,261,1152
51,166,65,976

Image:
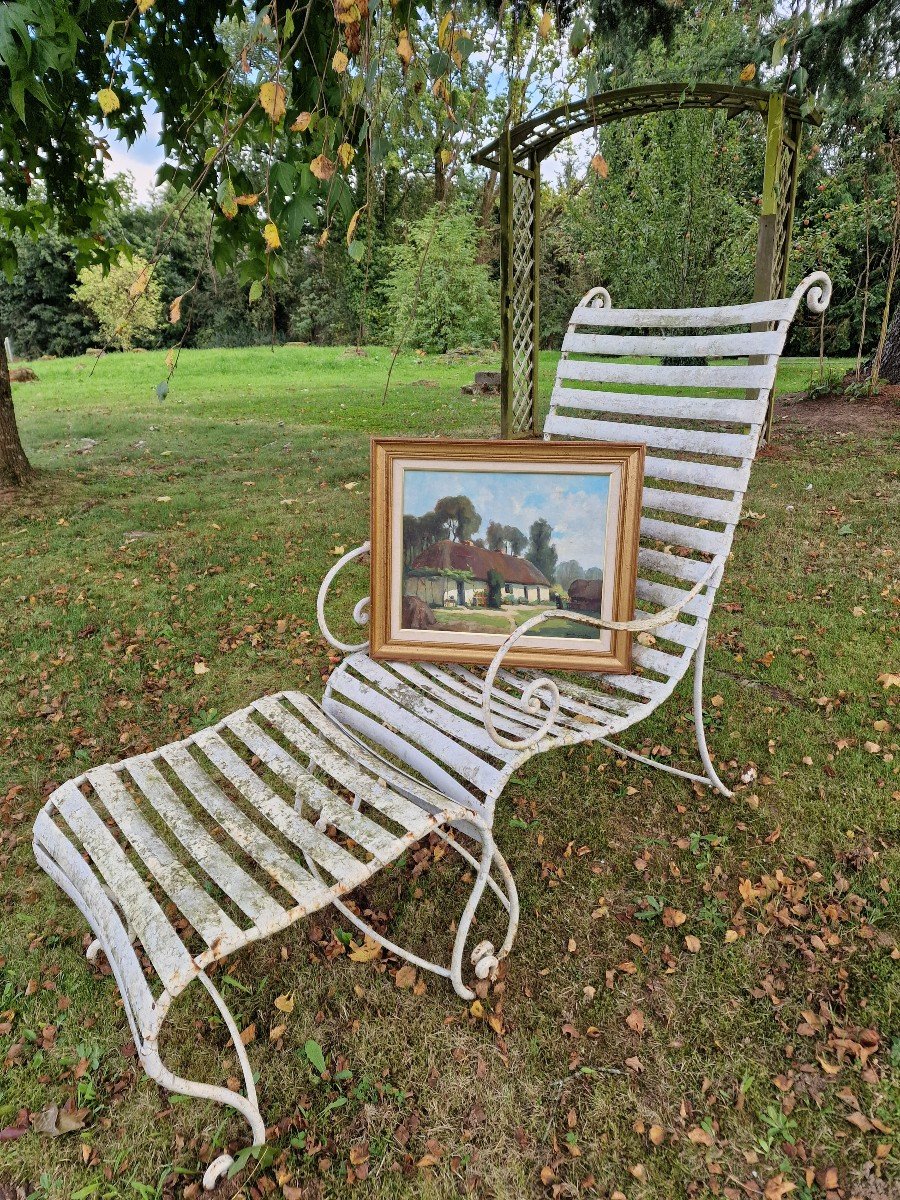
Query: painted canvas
369,439,645,674
401,469,609,640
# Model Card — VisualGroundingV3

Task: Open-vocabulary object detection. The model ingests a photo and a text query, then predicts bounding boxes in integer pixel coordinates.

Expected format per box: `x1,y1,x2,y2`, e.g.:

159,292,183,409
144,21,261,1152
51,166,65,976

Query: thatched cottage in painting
406,540,552,608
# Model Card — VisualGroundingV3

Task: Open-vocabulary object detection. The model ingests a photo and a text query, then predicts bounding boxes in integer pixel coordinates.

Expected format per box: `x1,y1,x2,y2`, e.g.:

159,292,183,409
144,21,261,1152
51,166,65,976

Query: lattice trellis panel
510,171,537,435
770,137,796,299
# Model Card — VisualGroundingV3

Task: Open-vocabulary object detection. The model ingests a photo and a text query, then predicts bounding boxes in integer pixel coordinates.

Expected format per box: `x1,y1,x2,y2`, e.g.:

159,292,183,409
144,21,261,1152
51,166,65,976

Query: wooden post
753,93,784,305
499,126,514,439
530,154,541,437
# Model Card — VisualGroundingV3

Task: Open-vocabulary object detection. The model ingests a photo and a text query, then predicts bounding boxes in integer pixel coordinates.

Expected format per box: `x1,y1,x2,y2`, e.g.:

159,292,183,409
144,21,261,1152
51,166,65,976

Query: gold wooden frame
370,439,645,673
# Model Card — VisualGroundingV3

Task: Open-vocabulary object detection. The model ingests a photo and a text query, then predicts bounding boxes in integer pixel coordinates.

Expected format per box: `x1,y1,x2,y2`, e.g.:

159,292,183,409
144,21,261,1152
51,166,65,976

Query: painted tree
526,517,557,583
503,525,527,556
434,494,481,541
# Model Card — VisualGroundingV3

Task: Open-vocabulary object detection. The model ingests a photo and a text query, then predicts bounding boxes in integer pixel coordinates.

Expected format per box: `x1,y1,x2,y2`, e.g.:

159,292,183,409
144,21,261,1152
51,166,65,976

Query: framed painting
369,439,645,674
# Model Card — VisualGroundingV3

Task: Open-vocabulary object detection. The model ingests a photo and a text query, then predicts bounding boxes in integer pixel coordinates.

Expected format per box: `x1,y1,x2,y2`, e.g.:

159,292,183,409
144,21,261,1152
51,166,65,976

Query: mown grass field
1,346,897,1200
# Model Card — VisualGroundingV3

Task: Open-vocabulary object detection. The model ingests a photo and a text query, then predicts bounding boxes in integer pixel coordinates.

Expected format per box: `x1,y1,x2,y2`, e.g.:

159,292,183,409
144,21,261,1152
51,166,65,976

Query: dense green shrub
382,203,498,353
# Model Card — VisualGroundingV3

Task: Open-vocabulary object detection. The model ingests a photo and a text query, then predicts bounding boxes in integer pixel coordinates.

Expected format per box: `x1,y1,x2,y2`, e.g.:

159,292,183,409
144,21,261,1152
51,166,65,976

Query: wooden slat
329,670,505,796
640,516,728,555
193,729,370,885
556,358,776,391
562,329,784,358
160,744,329,909
88,766,244,950
224,713,401,862
126,757,287,930
51,781,196,988
641,485,740,525
253,695,432,837
551,385,761,425
549,414,755,459
568,297,795,328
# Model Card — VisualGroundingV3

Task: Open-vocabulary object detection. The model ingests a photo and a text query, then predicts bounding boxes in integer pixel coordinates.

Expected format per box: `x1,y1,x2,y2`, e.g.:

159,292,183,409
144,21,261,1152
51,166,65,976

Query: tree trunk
0,336,34,488
871,303,900,384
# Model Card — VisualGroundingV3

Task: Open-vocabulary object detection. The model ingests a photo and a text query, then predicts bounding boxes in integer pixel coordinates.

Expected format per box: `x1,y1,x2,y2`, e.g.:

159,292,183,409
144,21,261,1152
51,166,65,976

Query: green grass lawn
1,346,898,1200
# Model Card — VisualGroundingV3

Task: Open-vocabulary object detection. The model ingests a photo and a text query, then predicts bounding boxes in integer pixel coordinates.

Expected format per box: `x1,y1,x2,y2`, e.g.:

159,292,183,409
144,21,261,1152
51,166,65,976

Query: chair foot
203,1154,234,1190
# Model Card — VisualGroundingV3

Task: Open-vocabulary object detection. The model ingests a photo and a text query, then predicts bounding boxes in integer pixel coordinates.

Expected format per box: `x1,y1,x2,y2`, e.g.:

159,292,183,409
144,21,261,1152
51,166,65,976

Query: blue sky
403,468,609,570
100,108,164,200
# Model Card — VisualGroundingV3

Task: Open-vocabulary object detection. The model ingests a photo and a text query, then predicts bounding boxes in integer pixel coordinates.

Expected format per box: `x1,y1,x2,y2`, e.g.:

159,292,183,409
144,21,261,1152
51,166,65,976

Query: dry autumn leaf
169,294,182,324
338,142,355,169
626,1009,645,1034
395,963,417,989
740,63,757,82
259,81,286,122
538,9,553,37
263,221,281,251
235,193,259,207
310,154,336,182
274,992,295,1013
291,111,311,132
684,934,701,953
332,49,349,73
193,661,209,675
396,29,414,70
137,0,156,11
348,935,381,963
648,1124,665,1145
590,152,609,179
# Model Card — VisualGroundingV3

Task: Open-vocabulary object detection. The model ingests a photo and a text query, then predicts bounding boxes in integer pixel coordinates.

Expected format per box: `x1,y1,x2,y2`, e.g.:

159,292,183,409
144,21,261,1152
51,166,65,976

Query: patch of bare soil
773,382,899,436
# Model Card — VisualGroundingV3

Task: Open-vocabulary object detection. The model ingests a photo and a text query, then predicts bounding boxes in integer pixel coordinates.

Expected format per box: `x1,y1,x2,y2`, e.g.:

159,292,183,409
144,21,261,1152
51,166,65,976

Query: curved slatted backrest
544,275,832,662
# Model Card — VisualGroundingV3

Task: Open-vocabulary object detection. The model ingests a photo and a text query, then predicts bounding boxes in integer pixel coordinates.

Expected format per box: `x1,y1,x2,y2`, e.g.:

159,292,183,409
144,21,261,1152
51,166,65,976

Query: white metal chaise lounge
33,272,829,1188
317,273,832,819
32,693,517,1188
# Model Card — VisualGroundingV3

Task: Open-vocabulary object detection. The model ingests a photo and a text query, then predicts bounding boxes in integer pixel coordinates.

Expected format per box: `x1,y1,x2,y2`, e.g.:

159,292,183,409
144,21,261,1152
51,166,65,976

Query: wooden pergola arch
472,83,821,436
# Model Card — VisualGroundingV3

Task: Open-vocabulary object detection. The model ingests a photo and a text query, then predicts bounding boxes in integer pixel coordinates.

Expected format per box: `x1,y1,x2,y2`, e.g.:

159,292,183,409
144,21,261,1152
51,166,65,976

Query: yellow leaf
274,992,295,1013
136,0,156,11
348,935,382,963
437,9,455,50
97,87,121,117
724,929,739,943
337,142,355,169
310,154,336,182
740,63,757,83
440,148,453,166
318,228,330,248
649,1124,665,1145
347,207,364,245
128,267,149,298
332,49,349,74
397,29,414,71
684,934,701,953
590,152,609,179
165,348,176,371
290,112,311,132
469,999,485,1018
538,10,552,38
259,81,286,122
169,294,182,324
263,221,281,251
235,193,258,206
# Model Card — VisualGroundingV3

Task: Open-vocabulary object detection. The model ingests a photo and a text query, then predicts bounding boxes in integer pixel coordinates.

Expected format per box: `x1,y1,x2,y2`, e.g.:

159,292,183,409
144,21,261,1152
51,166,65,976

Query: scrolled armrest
316,541,371,653
481,559,724,750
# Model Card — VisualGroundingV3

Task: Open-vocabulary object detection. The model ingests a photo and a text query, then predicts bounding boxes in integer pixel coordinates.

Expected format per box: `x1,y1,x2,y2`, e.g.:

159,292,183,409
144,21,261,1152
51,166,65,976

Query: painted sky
403,468,609,568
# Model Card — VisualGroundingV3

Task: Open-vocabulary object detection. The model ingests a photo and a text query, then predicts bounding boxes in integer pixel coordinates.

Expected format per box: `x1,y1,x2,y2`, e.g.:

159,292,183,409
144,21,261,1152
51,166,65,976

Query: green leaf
282,7,294,40
304,1038,326,1075
771,35,787,68
221,974,251,993
347,239,365,262
248,279,263,303
10,79,26,123
428,50,451,78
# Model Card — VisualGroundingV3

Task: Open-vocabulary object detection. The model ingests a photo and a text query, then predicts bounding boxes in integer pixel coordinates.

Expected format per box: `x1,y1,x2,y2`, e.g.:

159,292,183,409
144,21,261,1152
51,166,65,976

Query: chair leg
693,627,733,799
142,978,267,1191
300,829,519,1002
